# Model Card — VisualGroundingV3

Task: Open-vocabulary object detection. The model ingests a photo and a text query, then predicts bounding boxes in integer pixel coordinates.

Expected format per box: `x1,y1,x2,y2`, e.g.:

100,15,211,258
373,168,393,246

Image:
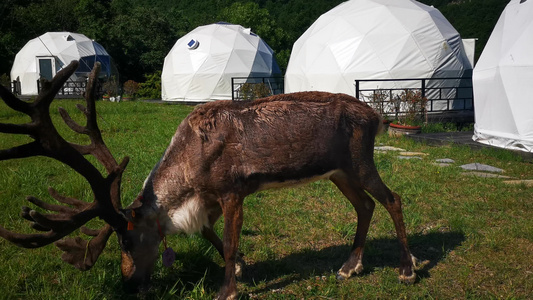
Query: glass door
37,57,56,81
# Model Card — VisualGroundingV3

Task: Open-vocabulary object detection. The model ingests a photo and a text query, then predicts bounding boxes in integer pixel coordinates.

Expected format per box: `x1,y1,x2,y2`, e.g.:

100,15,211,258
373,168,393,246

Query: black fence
37,79,92,97
355,77,473,113
231,76,284,101
10,80,21,95
9,78,103,98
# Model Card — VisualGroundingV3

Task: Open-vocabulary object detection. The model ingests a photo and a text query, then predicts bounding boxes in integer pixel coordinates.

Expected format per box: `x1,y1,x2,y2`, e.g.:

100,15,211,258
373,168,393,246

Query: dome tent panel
473,0,533,152
10,32,116,96
162,23,281,102
285,0,472,111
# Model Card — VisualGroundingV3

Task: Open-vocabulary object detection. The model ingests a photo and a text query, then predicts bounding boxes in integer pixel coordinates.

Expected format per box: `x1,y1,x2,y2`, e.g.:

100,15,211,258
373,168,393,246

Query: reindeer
0,61,417,299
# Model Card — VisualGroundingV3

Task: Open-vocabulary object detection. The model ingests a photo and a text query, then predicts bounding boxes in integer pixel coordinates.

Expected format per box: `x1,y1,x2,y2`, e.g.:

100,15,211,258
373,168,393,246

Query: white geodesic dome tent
473,0,533,152
11,32,116,96
162,22,281,102
285,0,473,110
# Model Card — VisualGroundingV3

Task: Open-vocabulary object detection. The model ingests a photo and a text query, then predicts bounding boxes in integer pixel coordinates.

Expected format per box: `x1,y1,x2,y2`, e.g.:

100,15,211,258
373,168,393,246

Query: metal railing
232,76,284,101
10,80,21,95
355,77,473,113
37,79,86,97
34,79,104,98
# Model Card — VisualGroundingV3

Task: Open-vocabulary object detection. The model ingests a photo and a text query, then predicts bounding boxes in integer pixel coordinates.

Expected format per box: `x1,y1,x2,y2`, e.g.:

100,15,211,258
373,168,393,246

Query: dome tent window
187,39,199,50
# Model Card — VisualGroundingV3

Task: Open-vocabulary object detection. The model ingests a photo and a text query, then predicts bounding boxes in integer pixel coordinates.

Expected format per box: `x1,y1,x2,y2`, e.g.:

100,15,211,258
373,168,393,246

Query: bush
239,82,271,101
392,89,428,126
0,74,10,88
123,80,139,97
137,71,161,99
102,76,119,97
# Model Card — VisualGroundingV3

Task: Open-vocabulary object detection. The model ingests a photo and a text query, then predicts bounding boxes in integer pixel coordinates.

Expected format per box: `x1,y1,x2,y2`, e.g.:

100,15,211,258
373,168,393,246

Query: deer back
145,91,382,212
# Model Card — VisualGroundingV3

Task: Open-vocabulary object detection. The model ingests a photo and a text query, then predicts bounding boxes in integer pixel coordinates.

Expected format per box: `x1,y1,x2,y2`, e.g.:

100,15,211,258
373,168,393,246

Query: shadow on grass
241,231,464,294
101,231,464,298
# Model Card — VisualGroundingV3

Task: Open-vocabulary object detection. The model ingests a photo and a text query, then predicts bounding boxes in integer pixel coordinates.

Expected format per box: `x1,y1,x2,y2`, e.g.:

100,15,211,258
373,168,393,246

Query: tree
107,6,180,82
218,2,290,70
74,0,111,41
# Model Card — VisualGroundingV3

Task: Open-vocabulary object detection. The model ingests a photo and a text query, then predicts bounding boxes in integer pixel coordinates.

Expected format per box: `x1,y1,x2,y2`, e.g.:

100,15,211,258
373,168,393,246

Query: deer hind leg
331,172,375,280
359,165,417,284
216,194,244,300
201,209,245,279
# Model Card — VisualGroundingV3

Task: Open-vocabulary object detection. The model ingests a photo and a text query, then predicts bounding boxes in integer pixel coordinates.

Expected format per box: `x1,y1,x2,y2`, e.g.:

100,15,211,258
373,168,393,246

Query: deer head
0,61,162,292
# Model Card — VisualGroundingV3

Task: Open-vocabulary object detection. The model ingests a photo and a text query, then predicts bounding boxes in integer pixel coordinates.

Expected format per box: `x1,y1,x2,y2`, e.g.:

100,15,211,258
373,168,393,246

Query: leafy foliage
136,71,161,99
122,79,139,97
239,82,272,101
0,0,509,94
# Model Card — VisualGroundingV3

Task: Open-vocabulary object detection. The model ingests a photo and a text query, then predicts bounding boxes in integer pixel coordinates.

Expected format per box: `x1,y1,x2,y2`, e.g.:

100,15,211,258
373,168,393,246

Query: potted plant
365,89,394,130
389,89,428,136
122,80,139,101
102,76,118,101
239,82,271,101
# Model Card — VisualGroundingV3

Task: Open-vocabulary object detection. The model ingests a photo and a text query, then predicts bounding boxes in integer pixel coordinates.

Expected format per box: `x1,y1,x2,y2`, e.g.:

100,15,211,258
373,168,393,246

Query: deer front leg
216,195,244,300
201,226,245,279
201,210,245,279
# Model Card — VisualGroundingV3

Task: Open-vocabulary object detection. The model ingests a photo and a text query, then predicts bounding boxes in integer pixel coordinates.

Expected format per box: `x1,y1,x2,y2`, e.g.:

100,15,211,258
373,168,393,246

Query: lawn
0,99,532,299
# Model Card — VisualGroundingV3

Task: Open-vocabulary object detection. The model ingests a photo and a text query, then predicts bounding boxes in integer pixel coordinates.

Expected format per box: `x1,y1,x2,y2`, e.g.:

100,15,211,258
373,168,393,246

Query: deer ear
118,209,135,230
120,208,136,222
120,207,157,230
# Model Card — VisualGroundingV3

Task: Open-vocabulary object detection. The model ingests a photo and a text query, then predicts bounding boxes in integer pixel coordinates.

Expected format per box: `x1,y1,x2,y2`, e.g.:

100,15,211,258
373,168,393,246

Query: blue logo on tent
188,39,199,50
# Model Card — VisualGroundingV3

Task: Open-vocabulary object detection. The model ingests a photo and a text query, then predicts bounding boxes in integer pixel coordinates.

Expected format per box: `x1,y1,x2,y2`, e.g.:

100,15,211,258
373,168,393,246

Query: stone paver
502,180,533,187
399,151,428,157
461,171,511,179
375,146,407,152
436,158,455,164
460,163,504,173
378,146,533,183
398,156,423,160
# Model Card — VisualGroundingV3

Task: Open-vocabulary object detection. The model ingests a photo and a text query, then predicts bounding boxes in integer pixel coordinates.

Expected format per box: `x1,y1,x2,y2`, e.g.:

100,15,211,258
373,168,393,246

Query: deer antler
0,61,128,270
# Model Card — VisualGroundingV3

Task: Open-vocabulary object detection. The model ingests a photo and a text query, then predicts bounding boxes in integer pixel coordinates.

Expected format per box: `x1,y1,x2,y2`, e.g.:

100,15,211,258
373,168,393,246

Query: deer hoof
398,272,417,285
336,261,363,280
411,255,420,269
235,254,245,279
215,290,237,300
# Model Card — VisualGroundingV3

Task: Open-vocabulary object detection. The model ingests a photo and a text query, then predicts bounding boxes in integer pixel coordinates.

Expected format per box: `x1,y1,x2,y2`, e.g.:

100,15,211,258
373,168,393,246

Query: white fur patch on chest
166,197,209,235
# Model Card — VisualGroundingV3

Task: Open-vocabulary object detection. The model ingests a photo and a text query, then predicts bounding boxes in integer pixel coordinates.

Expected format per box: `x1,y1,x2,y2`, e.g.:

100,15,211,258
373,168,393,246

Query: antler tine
0,207,99,249
34,61,80,107
58,62,127,175
55,224,114,271
0,61,128,261
0,83,31,114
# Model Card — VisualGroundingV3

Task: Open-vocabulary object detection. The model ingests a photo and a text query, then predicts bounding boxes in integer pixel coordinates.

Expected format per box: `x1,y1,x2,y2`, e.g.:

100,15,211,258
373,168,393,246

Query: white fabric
285,0,472,107
10,32,113,95
162,23,280,102
462,38,477,67
473,0,533,152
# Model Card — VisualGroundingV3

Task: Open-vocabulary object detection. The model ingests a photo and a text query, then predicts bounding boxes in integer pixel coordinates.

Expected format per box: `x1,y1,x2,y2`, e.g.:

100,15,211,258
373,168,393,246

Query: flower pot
388,123,421,137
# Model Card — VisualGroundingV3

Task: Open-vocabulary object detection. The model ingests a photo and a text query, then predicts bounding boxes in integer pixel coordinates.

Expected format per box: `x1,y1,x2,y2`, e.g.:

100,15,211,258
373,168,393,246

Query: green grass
1,99,532,299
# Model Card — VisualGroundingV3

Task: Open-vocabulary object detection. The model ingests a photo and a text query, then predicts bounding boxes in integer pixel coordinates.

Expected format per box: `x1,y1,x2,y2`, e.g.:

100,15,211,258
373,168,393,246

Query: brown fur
125,91,415,299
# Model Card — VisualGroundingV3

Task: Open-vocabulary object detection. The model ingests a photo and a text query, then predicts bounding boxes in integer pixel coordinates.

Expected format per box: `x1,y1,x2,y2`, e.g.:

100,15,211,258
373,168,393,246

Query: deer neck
139,160,209,236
